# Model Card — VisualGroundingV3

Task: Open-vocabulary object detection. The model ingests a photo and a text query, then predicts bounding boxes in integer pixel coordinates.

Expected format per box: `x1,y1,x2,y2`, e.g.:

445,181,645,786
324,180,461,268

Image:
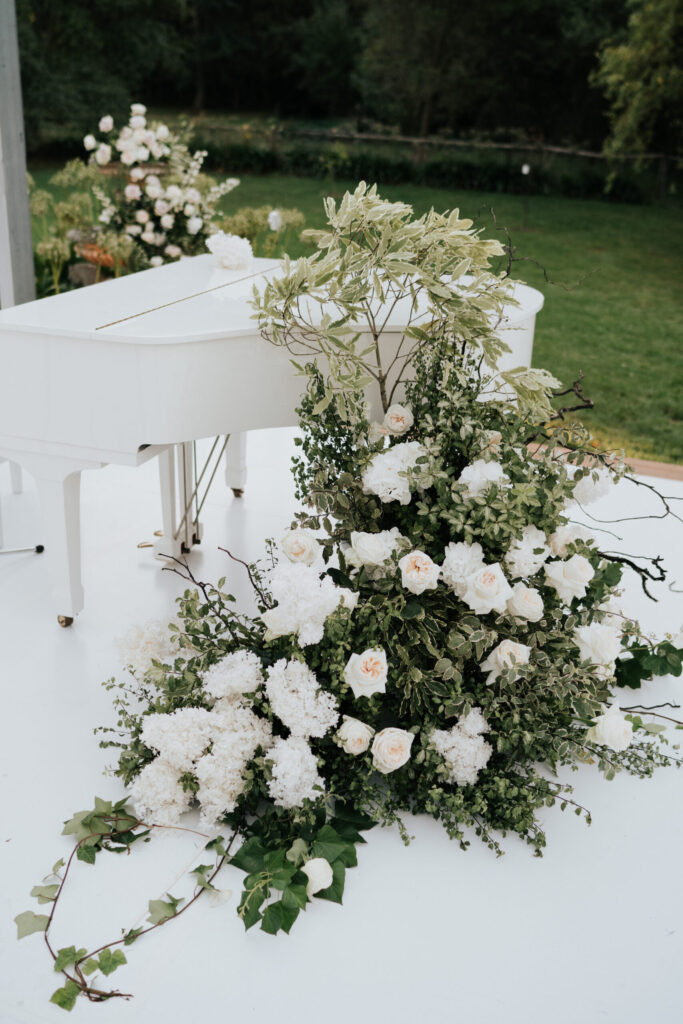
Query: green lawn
29,166,683,463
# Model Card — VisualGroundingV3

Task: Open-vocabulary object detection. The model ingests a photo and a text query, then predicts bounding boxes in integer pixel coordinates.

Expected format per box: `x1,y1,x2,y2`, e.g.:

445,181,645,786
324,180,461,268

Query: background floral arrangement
15,183,682,1011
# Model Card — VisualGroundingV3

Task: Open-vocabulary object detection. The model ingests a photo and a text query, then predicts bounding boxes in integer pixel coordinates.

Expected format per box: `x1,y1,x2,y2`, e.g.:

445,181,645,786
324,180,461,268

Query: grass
29,166,683,463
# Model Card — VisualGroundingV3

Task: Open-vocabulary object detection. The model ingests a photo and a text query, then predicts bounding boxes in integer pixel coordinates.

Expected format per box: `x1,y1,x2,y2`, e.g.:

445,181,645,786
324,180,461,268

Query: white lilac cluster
431,708,493,786
206,231,254,270
265,659,339,738
261,562,357,647
362,441,427,505
202,650,264,700
116,619,181,676
267,736,326,809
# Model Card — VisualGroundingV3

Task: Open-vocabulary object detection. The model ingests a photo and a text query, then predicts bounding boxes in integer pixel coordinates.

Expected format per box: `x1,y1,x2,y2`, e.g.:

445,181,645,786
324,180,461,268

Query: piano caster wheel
192,532,202,546
181,543,191,554
58,615,74,628
232,488,244,498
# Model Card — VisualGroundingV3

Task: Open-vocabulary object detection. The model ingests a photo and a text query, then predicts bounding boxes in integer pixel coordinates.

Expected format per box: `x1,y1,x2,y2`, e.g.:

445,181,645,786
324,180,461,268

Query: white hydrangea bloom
202,650,264,701
548,520,594,557
267,737,325,809
261,562,356,647
572,467,614,506
140,708,215,771
574,622,621,680
431,708,492,786
457,459,509,498
504,525,550,579
362,441,427,505
441,541,486,597
116,620,180,676
265,658,339,738
206,231,253,270
195,704,273,825
129,759,191,826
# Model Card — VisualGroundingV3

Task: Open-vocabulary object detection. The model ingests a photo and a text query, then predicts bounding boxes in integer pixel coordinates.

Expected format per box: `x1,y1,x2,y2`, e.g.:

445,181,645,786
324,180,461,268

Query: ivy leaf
230,837,268,874
61,810,91,842
315,859,346,905
30,884,60,904
97,949,127,976
311,825,348,863
147,894,184,925
281,883,308,912
285,838,308,865
122,926,143,946
53,946,87,972
76,844,97,865
238,885,266,930
260,901,285,935
81,958,99,976
50,980,81,1011
401,599,424,620
15,910,50,938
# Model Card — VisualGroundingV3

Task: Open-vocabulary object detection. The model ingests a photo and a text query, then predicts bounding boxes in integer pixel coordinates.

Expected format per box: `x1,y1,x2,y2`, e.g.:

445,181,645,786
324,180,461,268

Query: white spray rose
154,198,170,216
124,183,141,201
281,528,319,566
544,555,594,603
301,857,333,896
457,459,509,497
98,115,114,132
160,213,174,230
125,224,142,236
586,703,633,752
95,143,111,166
187,216,203,235
574,622,621,679
548,521,594,557
371,728,414,774
504,525,550,579
165,244,183,258
398,550,440,595
206,231,253,269
506,582,544,622
131,102,147,116
135,208,150,224
130,114,146,130
130,166,145,182
184,203,196,217
149,256,163,267
267,209,283,231
185,187,201,204
441,541,486,597
383,404,414,435
335,716,375,755
462,563,513,615
83,134,97,151
344,649,388,699
480,639,531,685
156,123,169,140
572,467,614,506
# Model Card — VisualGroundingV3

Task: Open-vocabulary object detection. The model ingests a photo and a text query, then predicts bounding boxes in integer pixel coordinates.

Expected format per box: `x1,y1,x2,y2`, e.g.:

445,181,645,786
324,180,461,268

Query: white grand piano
0,254,543,624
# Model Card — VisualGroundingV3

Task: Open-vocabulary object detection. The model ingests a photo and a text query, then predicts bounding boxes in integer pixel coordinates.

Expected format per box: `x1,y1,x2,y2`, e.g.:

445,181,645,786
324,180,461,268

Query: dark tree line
15,0,680,156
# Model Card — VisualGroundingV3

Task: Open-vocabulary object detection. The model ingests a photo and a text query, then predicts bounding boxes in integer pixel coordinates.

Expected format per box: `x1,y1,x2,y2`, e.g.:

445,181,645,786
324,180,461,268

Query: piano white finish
0,254,543,624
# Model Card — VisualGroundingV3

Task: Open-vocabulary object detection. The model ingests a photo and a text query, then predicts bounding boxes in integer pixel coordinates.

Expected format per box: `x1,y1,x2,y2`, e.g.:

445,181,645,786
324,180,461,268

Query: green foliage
15,910,50,938
147,893,184,925
50,980,81,1012
61,796,142,863
616,640,683,689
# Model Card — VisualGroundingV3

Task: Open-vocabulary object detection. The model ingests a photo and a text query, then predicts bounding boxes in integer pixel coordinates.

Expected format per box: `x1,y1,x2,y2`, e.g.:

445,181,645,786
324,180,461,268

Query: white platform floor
1,429,682,1024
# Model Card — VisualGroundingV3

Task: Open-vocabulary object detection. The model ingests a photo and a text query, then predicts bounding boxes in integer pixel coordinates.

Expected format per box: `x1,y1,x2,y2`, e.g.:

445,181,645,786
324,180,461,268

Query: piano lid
0,253,544,346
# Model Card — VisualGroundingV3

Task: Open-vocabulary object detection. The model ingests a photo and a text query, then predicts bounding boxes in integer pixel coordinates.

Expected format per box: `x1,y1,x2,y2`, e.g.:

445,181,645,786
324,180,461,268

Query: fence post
0,0,35,308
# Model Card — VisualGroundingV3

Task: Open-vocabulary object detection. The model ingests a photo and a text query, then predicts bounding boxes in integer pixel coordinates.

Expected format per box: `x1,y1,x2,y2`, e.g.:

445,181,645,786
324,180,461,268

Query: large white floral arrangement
15,184,682,1011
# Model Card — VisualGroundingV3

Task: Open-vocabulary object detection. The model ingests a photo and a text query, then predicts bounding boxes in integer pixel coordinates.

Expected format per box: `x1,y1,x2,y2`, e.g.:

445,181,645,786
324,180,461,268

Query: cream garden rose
461,563,513,615
586,703,633,752
480,639,531,685
344,649,388,698
335,716,375,754
544,555,594,603
371,727,414,774
383,404,414,435
574,622,621,679
506,582,544,622
398,550,440,595
548,521,593,557
281,528,319,566
301,858,333,896
347,528,401,569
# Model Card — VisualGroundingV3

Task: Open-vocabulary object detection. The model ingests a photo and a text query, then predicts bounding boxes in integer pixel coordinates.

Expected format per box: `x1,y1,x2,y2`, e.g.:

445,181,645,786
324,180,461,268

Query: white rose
135,209,150,224
441,541,486,597
544,555,594,603
504,525,550,579
165,244,182,258
130,114,146,130
301,857,333,897
119,148,136,166
124,183,141,201
457,459,509,498
131,103,147,116
184,203,196,217
344,649,388,699
548,522,594,556
165,183,182,200
160,213,174,230
95,143,111,166
146,182,162,199
98,115,114,133
348,528,401,568
98,208,113,224
574,623,621,679
572,467,614,506
83,133,97,151
156,123,170,140
137,145,150,162
281,528,318,566
398,550,440,595
506,582,544,622
480,639,531,685
125,224,142,236
141,231,156,245
187,216,203,236
335,716,375,755
586,703,632,752
371,727,414,774
154,198,170,216
130,166,145,182
462,563,513,615
185,187,201,204
383,404,414,435
267,208,283,231
149,256,163,267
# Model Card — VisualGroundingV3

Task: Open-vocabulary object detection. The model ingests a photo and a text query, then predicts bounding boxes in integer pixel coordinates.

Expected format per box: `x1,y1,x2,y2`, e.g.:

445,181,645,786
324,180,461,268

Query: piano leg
9,460,23,494
32,466,85,626
225,432,247,497
154,447,184,561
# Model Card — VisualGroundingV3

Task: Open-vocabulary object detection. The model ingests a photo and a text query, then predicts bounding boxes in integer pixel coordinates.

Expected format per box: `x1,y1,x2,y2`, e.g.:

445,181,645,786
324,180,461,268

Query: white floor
1,430,682,1024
